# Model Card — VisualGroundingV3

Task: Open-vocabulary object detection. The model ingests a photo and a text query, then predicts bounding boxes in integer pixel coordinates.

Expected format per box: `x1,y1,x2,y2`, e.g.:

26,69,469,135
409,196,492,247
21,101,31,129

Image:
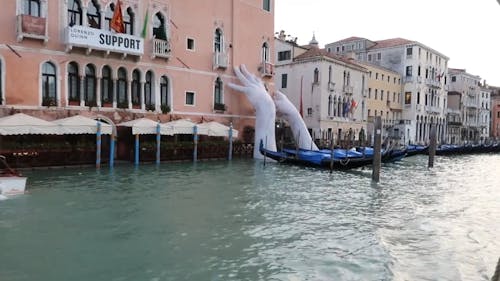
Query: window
405,92,411,104
388,76,390,82
307,108,312,117
87,0,100,28
368,54,372,61
84,64,96,106
377,53,381,60
406,66,412,77
153,12,167,40
381,90,384,100
281,73,288,88
42,62,56,106
187,38,195,50
381,74,384,81
131,69,141,106
451,76,456,82
406,47,412,57
417,92,420,104
160,75,169,107
214,77,223,106
277,50,291,61
328,95,332,116
368,109,371,116
313,68,319,84
368,88,371,99
101,65,113,104
214,28,223,52
375,73,378,80
185,91,195,105
117,67,128,108
375,89,378,99
24,0,41,17
263,0,271,11
144,71,153,109
68,0,82,26
261,42,269,62
418,66,421,76
124,7,134,35
68,62,80,103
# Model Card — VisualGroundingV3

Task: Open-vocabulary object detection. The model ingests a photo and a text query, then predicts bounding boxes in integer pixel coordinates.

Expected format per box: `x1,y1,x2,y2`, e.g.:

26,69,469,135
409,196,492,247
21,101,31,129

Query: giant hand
228,65,277,159
274,91,318,151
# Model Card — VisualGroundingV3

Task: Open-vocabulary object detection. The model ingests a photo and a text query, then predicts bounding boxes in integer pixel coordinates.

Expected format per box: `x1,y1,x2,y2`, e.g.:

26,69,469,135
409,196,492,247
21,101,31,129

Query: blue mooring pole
134,134,140,166
193,125,198,162
156,123,161,165
109,133,115,168
96,122,102,168
228,123,233,160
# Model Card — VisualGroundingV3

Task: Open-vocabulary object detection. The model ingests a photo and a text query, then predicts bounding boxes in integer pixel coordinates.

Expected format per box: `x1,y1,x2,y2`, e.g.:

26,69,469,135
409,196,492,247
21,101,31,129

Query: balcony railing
403,76,414,83
214,103,226,111
425,106,441,114
152,38,171,59
17,14,48,43
259,62,274,77
426,79,442,88
213,52,228,69
343,85,353,95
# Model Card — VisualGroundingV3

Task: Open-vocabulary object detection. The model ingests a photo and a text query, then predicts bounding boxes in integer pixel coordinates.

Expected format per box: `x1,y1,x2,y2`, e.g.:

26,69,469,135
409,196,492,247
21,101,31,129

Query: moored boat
0,155,27,196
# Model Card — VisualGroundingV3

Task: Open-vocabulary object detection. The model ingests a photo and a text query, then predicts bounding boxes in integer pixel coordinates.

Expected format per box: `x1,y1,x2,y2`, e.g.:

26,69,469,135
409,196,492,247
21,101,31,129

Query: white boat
0,155,27,196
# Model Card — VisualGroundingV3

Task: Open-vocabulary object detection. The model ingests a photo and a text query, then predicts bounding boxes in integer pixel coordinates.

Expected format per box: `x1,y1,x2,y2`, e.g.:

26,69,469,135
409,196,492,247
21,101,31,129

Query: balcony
426,79,442,89
403,76,414,83
328,82,335,92
17,14,48,44
259,62,274,77
213,103,226,112
387,100,402,111
425,106,441,114
152,38,171,59
343,85,353,95
213,51,228,69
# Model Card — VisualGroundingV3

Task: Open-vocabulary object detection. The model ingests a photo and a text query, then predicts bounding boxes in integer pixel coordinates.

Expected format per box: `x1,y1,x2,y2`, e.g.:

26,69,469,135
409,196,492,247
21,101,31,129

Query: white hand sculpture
228,65,277,159
274,91,319,151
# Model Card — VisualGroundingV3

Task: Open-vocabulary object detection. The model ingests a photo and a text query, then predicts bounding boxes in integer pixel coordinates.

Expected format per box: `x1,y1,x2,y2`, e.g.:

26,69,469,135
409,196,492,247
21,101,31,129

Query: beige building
357,61,403,142
0,0,276,137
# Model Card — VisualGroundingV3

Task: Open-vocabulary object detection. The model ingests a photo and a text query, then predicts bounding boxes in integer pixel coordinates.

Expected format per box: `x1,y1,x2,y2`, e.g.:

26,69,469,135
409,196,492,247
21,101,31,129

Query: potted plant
161,104,171,114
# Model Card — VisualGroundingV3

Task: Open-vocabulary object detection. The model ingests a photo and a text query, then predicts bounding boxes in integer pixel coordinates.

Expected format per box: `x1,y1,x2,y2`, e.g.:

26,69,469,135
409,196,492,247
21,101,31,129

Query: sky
274,0,500,86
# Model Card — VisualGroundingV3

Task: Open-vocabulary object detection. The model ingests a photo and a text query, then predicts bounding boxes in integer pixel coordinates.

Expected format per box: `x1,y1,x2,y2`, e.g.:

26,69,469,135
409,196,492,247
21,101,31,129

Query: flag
110,0,125,33
299,76,303,118
350,99,357,113
140,8,149,38
436,72,444,81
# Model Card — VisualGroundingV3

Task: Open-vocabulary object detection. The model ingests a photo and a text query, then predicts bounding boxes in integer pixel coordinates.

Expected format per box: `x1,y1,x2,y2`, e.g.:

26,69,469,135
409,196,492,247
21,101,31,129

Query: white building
326,37,449,145
479,86,491,141
275,35,368,145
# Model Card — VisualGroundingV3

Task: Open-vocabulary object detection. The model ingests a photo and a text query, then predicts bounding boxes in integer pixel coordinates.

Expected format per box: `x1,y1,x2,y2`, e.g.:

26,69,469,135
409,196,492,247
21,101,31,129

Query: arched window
23,0,40,17
313,68,319,84
328,66,332,83
104,3,114,31
84,64,96,106
131,69,141,106
42,62,57,106
144,71,154,109
68,62,80,103
337,97,342,117
117,67,128,108
153,12,167,40
101,65,113,105
261,42,269,62
214,28,223,52
68,0,82,26
328,95,332,116
124,7,134,35
160,75,169,108
87,0,101,28
214,77,223,107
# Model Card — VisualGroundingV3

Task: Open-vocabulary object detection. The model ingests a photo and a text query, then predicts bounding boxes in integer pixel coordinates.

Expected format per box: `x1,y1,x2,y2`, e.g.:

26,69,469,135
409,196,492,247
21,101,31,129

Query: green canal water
1,155,499,281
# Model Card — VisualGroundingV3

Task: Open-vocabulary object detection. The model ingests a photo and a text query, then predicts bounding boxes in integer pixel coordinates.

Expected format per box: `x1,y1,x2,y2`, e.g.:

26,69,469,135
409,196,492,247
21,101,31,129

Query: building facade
275,35,368,146
326,37,449,145
0,0,276,136
490,87,500,139
447,68,482,143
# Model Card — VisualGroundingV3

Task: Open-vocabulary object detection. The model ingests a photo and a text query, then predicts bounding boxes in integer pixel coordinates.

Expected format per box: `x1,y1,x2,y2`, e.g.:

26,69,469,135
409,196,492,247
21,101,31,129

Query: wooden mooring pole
492,257,500,281
372,116,382,182
428,124,437,168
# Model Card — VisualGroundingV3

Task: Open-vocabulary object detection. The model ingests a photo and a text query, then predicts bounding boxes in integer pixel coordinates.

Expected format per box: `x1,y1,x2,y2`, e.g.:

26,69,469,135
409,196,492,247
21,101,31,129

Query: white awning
197,121,238,138
162,119,204,135
52,115,113,135
0,113,62,135
117,118,174,135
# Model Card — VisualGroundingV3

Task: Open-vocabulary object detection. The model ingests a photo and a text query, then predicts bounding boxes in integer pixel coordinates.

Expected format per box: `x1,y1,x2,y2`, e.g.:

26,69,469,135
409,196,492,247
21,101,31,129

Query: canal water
1,155,499,281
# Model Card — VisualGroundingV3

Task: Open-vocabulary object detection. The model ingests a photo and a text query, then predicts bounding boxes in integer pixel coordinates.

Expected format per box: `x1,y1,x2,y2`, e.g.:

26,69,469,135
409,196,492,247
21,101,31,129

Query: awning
162,119,202,135
52,115,113,135
197,121,238,138
117,118,174,135
0,113,62,135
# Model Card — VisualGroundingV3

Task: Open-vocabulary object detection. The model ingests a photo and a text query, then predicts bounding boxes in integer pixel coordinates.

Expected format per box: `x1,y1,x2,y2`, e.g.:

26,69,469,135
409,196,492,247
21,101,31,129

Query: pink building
0,0,275,139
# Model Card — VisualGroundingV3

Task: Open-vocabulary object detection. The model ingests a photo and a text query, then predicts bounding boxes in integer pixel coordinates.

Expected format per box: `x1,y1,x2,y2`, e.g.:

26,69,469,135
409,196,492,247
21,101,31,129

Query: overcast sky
274,0,500,86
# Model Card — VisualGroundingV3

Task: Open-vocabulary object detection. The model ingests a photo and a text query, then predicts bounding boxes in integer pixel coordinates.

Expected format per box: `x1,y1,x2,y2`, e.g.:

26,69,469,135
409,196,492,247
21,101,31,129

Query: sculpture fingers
227,82,247,93
240,64,263,85
233,65,251,86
